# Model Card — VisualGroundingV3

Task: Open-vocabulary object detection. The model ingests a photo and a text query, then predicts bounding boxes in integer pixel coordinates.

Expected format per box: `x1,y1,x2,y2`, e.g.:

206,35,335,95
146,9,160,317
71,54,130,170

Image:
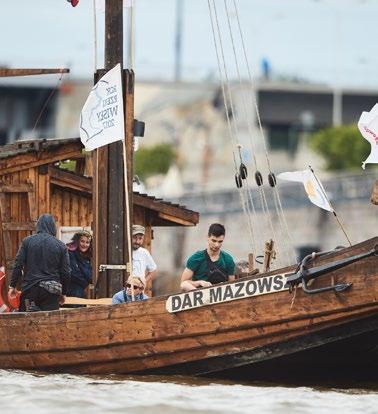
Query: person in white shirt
131,224,157,285
112,224,157,305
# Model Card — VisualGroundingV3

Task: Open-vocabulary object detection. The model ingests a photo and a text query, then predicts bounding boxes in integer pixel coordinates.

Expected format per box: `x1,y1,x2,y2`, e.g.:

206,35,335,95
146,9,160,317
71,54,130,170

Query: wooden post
263,239,275,273
248,253,254,273
371,180,378,205
94,0,133,297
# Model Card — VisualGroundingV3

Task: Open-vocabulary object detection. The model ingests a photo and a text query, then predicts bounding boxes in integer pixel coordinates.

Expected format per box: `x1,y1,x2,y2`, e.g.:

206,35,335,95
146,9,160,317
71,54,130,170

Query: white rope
207,0,256,254
231,0,296,264
222,0,279,264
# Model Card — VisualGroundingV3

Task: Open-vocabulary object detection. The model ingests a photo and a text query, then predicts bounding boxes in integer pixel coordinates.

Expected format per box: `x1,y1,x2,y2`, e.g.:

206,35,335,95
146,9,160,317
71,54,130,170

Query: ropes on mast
207,0,256,255
222,0,279,263
206,0,298,267
230,0,296,263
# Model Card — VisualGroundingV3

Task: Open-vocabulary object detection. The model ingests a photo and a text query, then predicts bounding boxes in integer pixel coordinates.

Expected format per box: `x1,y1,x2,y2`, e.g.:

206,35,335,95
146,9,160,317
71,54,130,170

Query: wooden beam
0,142,84,175
0,183,33,193
49,166,92,194
0,68,69,77
104,0,128,296
64,297,112,306
157,212,196,226
2,222,36,231
133,193,199,225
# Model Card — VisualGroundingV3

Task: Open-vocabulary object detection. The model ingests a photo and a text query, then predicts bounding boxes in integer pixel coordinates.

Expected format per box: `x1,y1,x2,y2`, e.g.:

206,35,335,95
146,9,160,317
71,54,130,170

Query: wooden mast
94,0,134,297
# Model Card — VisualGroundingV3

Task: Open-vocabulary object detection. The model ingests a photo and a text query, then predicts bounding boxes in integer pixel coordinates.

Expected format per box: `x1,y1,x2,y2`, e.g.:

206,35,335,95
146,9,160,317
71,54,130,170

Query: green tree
309,124,371,170
135,143,176,180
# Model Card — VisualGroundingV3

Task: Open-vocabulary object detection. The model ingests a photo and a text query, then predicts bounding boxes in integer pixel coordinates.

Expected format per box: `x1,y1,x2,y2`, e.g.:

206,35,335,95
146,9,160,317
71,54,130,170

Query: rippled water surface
1,370,377,414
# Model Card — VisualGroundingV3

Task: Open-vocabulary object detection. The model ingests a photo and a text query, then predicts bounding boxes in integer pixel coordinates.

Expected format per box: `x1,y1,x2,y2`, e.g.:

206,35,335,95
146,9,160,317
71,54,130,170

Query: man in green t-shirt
180,223,235,292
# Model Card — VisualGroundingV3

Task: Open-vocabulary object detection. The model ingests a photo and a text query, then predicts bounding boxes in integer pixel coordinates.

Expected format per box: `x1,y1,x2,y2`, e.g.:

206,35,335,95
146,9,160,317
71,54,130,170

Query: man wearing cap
131,224,157,285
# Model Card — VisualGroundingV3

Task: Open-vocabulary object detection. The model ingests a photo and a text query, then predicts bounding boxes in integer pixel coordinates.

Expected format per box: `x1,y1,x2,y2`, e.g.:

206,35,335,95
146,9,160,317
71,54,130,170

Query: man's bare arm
145,270,157,284
180,268,211,292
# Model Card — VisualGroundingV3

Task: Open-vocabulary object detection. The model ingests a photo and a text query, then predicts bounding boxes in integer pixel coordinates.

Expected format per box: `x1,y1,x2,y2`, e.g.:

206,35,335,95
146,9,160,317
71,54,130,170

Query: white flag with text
357,104,378,169
79,63,124,151
277,169,333,212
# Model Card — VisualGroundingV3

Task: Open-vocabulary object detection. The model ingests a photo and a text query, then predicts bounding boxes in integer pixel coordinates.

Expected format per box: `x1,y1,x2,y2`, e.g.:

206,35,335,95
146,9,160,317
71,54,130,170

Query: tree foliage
134,143,176,180
309,124,371,170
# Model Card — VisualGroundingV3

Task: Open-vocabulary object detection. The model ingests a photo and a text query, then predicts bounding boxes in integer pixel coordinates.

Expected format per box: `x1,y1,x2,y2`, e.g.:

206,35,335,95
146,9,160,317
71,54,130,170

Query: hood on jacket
36,214,57,236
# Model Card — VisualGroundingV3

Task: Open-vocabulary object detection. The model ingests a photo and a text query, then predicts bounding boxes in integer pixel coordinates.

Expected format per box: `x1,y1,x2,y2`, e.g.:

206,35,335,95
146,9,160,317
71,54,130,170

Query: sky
0,0,377,88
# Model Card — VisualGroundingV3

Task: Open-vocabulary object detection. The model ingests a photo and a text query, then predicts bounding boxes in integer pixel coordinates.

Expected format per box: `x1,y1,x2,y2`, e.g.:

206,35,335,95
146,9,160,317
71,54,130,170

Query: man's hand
196,280,212,288
8,287,18,299
59,295,66,305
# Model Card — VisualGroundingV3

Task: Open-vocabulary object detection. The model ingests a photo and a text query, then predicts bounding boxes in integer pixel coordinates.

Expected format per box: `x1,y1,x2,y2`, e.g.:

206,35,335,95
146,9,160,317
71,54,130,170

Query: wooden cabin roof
47,167,198,225
133,192,198,226
0,138,199,226
0,138,84,174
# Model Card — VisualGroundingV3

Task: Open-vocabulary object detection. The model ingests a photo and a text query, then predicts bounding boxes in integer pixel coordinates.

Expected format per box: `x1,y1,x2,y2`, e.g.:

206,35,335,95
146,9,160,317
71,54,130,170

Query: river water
0,370,377,414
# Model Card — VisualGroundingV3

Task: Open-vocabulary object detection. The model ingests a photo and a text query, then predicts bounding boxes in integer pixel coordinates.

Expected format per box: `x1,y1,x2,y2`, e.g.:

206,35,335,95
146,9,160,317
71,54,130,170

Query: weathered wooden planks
0,237,376,375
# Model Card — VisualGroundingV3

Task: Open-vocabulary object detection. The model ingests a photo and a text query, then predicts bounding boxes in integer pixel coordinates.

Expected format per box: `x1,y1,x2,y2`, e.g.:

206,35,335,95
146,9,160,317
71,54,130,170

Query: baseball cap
132,224,145,236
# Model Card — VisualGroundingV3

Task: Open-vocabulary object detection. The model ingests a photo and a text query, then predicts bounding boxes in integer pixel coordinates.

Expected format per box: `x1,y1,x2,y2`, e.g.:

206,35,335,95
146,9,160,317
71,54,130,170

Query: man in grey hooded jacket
8,214,71,311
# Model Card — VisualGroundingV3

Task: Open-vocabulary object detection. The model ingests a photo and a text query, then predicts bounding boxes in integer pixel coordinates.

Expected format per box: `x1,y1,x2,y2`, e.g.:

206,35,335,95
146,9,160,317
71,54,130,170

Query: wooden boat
0,236,377,378
0,1,377,381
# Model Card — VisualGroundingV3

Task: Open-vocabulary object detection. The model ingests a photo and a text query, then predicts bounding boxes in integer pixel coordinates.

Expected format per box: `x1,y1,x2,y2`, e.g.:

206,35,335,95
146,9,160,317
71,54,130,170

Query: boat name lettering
166,274,290,313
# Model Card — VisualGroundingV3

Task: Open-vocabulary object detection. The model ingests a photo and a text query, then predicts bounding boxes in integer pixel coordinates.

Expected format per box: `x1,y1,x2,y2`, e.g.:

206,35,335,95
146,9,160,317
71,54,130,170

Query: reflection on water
0,370,377,414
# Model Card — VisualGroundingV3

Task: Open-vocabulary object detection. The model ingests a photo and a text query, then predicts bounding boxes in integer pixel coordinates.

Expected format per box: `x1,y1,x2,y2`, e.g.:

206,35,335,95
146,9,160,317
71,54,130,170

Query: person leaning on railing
112,276,148,304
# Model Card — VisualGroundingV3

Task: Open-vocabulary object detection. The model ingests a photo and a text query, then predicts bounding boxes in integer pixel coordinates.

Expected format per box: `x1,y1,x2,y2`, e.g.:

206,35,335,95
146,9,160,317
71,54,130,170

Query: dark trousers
19,285,60,312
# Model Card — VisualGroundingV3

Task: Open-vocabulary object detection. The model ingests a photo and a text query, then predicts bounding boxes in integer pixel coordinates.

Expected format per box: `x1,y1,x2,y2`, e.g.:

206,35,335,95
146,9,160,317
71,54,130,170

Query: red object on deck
0,268,20,312
0,269,10,312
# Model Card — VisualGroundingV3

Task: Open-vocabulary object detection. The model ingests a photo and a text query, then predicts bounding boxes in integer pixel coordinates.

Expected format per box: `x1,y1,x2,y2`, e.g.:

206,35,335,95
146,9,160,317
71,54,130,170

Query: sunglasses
126,284,142,289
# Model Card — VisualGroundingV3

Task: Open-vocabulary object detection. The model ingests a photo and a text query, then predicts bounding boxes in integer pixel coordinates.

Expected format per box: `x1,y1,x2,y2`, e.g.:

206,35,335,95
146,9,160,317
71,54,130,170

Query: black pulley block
268,172,276,187
255,171,263,186
239,163,248,179
235,173,243,188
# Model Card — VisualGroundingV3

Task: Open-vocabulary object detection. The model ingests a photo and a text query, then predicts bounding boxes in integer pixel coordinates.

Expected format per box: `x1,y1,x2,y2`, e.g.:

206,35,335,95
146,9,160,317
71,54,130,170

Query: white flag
357,104,378,169
277,169,333,212
79,64,124,151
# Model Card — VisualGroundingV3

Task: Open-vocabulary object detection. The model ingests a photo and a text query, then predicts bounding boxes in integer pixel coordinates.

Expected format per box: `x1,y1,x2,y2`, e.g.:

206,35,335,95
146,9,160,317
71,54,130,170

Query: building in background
1,76,376,290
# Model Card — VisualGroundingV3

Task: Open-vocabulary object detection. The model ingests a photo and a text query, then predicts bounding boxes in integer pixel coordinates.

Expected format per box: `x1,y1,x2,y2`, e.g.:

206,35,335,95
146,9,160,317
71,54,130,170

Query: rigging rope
231,0,297,263
207,0,256,255
31,70,65,136
222,0,279,265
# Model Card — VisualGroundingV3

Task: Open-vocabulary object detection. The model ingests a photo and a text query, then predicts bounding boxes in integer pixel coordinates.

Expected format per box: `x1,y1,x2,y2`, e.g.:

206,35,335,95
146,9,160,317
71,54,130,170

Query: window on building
267,124,300,154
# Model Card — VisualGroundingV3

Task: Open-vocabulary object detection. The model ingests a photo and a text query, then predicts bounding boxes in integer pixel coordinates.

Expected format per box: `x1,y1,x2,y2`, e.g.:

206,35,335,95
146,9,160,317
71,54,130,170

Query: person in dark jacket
8,214,70,312
66,230,92,298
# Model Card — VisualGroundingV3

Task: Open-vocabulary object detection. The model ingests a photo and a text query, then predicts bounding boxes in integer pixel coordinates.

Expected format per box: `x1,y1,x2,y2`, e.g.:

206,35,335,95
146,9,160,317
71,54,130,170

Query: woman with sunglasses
112,276,148,304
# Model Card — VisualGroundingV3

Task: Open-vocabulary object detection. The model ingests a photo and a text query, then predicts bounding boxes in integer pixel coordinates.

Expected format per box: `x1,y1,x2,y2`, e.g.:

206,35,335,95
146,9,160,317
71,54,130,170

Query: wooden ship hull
1,237,377,379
